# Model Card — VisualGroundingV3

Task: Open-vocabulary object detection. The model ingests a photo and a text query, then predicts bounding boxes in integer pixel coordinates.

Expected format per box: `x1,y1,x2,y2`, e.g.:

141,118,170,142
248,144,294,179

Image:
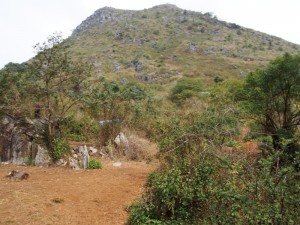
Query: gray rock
11,134,26,165
78,145,90,169
6,170,29,180
134,61,143,72
115,31,123,40
112,162,122,167
176,17,187,23
120,78,129,84
69,157,80,170
189,43,199,52
35,146,50,166
113,62,121,72
0,116,42,165
114,133,130,155
56,158,67,166
89,146,98,155
73,7,137,35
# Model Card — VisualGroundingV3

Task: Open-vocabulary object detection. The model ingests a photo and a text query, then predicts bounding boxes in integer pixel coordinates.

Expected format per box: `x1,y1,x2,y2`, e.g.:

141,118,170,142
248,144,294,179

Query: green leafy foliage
0,63,31,118
128,96,300,224
128,143,300,225
85,81,151,145
30,32,92,152
87,159,102,169
241,53,300,162
62,118,88,141
52,138,71,161
170,78,203,104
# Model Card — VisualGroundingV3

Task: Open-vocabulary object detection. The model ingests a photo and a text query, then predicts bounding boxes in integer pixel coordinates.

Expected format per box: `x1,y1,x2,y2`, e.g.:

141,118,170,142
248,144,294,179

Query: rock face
78,145,90,169
69,145,90,170
0,117,94,170
72,4,180,36
73,7,136,35
35,145,51,166
0,116,50,165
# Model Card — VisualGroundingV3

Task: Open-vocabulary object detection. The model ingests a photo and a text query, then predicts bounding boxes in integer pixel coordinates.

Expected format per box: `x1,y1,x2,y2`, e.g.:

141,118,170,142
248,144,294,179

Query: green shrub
128,108,300,224
88,159,103,169
63,118,88,141
170,78,203,104
52,138,71,161
128,152,300,224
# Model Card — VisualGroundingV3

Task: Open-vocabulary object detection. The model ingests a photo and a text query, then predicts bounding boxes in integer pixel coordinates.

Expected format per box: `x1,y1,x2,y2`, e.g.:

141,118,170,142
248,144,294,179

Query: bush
52,138,71,161
128,152,300,224
170,78,203,104
128,108,300,224
62,118,88,141
88,159,102,169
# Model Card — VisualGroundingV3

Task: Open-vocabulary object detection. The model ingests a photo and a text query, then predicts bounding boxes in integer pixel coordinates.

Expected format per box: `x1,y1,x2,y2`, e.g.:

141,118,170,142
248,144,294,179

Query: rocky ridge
73,7,137,35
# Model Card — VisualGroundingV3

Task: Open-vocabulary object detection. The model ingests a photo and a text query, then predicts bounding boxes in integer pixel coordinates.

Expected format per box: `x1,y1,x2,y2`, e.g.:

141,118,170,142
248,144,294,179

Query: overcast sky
1,0,300,68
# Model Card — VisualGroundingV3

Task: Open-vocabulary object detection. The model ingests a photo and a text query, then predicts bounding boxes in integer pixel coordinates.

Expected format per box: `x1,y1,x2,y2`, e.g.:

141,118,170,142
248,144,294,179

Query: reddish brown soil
0,161,157,225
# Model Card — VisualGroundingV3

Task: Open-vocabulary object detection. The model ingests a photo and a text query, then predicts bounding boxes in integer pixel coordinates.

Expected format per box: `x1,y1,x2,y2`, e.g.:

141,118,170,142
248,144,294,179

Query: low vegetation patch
87,159,103,169
52,138,71,162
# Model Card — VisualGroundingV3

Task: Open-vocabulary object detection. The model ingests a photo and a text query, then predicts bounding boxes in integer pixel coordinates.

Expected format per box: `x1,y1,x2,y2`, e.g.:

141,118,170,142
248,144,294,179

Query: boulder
78,145,90,169
89,146,98,155
112,162,122,167
69,157,80,170
56,158,67,167
6,170,29,180
114,132,130,155
35,145,51,166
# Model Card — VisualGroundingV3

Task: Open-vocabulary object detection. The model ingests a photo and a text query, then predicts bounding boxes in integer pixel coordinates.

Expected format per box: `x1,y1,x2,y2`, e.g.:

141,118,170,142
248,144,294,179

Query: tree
0,62,31,118
0,62,29,74
242,53,300,160
86,81,148,145
30,33,91,152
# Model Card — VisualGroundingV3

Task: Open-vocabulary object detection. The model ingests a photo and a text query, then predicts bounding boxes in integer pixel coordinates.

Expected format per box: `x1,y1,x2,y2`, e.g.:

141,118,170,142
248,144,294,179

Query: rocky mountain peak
72,4,182,35
72,7,136,35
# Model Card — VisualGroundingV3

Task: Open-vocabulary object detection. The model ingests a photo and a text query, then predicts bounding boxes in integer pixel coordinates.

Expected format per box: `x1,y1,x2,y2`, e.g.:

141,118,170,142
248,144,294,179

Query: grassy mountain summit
69,4,299,90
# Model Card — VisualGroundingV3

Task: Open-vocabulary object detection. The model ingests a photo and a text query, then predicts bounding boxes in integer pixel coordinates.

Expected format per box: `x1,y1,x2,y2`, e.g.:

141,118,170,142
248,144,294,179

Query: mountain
68,4,300,90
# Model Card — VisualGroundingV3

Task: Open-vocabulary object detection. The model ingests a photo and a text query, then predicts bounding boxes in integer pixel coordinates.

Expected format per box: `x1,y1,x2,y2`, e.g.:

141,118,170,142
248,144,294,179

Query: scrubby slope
68,4,300,94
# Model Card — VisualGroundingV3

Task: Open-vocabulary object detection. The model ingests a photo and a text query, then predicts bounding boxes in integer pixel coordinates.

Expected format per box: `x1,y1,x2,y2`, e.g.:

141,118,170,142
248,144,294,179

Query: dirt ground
0,161,157,225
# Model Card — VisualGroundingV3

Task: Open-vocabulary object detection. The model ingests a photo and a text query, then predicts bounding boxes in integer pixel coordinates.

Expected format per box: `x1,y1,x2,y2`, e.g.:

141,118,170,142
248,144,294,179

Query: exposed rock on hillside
69,4,300,86
0,117,40,165
73,7,136,35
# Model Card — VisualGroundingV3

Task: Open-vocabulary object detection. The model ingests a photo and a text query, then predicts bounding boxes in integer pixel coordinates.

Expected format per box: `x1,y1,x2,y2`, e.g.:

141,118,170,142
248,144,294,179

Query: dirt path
0,161,157,225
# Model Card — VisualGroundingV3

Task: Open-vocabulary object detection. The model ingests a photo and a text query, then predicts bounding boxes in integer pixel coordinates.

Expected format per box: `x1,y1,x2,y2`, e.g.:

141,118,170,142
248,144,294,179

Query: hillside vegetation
1,4,300,225
69,4,299,93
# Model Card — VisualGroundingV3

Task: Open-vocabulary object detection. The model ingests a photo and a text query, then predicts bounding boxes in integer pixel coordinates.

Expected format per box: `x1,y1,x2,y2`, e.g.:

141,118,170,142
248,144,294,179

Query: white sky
1,0,300,68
